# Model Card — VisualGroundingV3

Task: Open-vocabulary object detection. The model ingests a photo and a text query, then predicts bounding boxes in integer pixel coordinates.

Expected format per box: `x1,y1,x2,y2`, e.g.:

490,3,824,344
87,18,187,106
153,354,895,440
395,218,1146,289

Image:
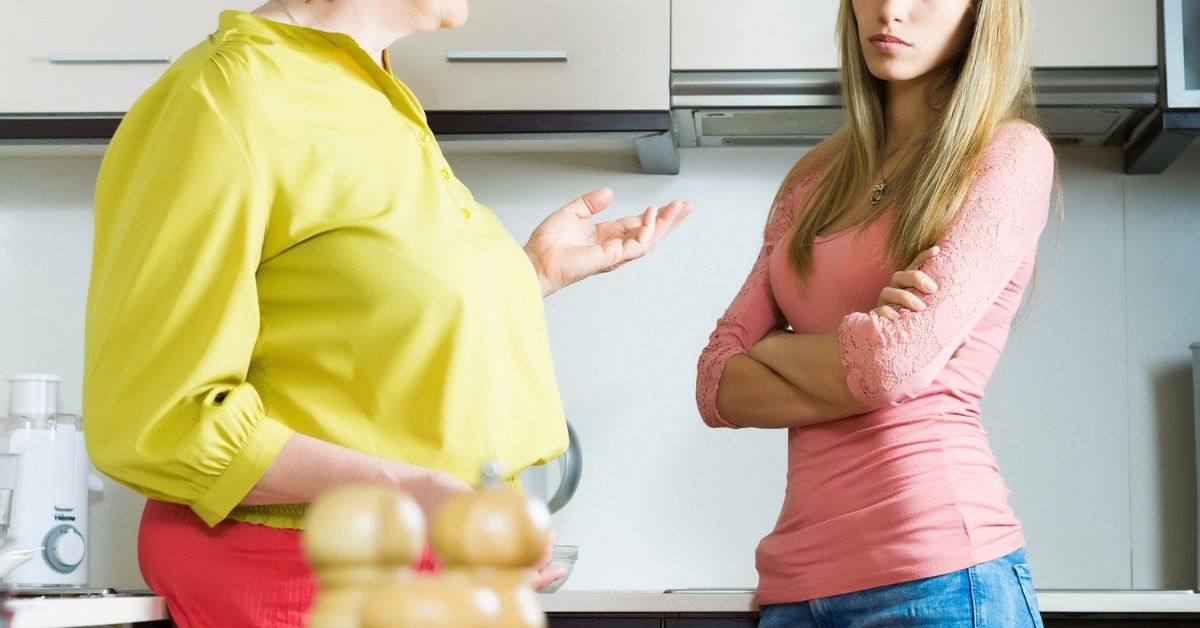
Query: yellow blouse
84,11,567,528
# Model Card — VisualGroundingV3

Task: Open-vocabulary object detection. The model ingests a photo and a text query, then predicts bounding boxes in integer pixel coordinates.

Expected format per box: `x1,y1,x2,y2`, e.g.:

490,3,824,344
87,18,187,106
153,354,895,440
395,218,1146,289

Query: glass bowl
539,544,577,593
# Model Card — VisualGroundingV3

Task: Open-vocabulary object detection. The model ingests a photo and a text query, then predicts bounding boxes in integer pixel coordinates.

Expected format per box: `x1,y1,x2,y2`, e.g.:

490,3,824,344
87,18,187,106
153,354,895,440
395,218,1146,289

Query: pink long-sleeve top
696,122,1055,604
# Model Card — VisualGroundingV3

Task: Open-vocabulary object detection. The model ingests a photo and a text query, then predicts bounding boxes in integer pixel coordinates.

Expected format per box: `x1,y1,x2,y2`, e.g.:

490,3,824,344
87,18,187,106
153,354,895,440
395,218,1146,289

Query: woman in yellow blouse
82,1,691,626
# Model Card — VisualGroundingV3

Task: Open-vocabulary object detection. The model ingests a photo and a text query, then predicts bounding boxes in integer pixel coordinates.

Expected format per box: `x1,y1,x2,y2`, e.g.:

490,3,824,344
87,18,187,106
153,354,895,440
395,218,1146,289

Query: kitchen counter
5,593,168,628
5,589,1200,627
539,590,1200,614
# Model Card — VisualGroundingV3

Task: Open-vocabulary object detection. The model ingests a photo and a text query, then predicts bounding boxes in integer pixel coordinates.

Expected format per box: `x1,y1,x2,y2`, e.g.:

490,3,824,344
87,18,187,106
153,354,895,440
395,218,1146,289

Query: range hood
671,68,1184,174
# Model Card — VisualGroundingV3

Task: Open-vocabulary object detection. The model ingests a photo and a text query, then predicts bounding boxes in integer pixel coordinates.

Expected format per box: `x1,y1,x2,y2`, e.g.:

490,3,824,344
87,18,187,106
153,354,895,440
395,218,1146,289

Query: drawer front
549,617,662,628
665,619,758,628
2,2,259,113
387,0,669,111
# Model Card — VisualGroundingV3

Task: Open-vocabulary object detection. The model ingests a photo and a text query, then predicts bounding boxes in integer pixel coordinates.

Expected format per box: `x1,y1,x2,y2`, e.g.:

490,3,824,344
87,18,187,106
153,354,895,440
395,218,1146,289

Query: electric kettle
519,420,582,513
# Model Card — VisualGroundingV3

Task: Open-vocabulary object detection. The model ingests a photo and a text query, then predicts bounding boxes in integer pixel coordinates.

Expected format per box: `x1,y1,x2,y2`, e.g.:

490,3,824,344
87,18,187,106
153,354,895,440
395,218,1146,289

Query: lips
868,33,911,53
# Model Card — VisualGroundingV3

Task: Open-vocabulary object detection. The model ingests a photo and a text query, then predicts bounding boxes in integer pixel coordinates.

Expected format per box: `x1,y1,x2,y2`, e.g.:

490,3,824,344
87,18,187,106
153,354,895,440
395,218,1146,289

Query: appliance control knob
42,525,85,573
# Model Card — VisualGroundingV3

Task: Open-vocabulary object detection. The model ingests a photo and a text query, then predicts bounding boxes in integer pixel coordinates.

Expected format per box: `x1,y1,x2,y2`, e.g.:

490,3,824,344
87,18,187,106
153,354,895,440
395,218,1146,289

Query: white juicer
0,374,103,587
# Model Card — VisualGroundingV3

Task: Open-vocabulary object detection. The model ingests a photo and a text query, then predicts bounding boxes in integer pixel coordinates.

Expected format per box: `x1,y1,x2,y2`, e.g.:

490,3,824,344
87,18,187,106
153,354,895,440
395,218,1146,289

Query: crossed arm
698,124,1054,430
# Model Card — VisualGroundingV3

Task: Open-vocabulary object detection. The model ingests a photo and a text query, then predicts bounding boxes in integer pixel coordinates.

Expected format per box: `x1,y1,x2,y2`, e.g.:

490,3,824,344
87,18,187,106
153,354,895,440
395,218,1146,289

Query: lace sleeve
838,123,1055,409
695,186,807,428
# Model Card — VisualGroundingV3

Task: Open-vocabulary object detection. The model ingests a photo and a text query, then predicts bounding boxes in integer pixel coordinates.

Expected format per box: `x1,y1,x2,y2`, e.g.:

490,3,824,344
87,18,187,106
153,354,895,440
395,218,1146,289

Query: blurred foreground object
305,463,551,628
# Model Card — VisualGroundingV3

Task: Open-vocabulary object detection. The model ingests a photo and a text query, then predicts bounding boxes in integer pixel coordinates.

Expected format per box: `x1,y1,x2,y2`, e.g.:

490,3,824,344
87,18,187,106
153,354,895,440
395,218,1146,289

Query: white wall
0,143,1197,591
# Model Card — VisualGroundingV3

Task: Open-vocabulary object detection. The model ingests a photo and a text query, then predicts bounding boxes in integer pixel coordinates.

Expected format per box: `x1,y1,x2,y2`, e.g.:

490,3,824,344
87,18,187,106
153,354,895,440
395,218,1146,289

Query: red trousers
139,499,438,628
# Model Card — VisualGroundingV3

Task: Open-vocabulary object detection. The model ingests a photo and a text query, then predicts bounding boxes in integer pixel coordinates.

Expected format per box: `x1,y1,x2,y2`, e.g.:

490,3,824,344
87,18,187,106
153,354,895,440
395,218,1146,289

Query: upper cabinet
672,0,1158,71
387,0,670,111
0,2,259,113
672,1,840,71
1031,0,1157,67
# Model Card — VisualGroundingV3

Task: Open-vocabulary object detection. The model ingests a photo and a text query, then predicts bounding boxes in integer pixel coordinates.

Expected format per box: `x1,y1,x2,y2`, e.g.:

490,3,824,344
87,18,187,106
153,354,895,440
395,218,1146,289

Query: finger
872,306,900,320
535,530,555,569
905,245,940,271
564,188,615,219
891,270,937,294
634,205,658,253
614,215,644,231
650,201,690,246
878,287,926,311
534,564,568,591
910,271,937,294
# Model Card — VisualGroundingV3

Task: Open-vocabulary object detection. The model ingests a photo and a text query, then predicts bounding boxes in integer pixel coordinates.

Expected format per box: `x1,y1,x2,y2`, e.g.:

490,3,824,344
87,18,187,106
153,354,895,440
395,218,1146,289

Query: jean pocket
1013,563,1046,628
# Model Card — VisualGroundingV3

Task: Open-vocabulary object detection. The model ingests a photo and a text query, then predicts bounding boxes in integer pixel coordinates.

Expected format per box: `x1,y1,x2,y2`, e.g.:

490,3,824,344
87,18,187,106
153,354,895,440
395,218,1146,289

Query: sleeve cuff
190,417,294,527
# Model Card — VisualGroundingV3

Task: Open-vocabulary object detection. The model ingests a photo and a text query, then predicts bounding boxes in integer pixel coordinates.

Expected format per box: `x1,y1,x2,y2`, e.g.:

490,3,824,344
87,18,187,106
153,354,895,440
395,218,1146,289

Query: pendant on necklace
870,180,888,207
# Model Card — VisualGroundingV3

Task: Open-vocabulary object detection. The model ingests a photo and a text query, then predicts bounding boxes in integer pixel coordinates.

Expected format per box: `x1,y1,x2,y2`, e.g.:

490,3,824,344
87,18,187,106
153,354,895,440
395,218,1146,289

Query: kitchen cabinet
1031,0,1157,67
671,0,1157,71
548,615,1200,627
0,2,259,113
671,1,839,71
386,0,669,111
664,619,757,627
549,618,662,628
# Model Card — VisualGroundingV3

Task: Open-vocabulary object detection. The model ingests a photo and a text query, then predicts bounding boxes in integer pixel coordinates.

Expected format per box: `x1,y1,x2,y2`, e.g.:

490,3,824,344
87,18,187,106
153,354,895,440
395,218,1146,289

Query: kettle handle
546,421,582,514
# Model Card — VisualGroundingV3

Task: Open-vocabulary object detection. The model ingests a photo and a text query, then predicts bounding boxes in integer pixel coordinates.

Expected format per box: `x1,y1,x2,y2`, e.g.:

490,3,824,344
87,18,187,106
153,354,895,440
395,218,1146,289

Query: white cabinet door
672,0,840,70
1032,0,1158,67
1,2,260,113
387,0,669,111
673,0,1158,71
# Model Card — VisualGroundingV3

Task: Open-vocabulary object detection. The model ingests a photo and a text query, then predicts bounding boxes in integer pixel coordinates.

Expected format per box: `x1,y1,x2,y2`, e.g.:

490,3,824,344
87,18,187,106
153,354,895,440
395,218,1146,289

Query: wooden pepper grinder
361,460,552,628
304,484,426,628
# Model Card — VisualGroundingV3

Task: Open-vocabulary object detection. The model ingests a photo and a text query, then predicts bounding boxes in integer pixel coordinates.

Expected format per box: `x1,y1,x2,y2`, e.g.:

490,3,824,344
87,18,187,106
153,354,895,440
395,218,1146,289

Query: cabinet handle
445,50,568,63
49,53,171,64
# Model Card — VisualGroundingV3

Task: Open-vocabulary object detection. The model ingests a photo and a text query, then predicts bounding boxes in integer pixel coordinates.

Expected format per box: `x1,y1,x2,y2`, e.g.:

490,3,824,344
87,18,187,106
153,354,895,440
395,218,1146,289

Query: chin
864,59,927,83
442,2,469,29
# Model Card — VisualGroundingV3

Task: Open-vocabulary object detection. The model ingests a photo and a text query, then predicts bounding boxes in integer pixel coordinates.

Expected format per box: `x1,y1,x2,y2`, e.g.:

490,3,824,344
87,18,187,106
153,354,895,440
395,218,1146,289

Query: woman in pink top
696,0,1055,626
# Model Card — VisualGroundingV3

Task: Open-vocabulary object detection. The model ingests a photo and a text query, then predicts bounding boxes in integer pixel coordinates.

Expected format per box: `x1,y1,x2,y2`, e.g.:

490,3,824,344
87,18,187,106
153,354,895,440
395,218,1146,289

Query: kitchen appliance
519,420,582,514
0,374,103,587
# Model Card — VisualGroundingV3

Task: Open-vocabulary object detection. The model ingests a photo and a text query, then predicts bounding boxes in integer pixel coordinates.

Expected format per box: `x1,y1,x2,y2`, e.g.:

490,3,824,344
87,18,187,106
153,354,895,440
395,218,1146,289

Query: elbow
695,355,741,430
82,422,131,486
695,383,739,429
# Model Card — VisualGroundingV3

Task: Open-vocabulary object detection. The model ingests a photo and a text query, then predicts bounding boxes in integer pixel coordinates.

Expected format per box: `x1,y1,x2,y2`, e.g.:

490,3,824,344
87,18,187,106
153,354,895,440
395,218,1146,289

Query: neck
882,70,941,151
253,0,411,67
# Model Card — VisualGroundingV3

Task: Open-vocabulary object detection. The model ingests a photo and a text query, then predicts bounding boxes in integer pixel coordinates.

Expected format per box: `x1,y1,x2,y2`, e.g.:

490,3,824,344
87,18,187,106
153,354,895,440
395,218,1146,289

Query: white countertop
539,590,1200,614
6,594,168,628
6,589,1199,627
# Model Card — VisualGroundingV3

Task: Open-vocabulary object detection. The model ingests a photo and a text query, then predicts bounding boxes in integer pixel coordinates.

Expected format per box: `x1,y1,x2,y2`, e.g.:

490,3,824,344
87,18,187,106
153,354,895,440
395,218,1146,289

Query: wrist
750,333,782,364
523,244,555,297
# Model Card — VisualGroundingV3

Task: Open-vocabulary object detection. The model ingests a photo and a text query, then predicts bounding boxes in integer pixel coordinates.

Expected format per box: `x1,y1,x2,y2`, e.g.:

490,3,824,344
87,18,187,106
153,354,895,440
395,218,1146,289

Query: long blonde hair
779,0,1036,282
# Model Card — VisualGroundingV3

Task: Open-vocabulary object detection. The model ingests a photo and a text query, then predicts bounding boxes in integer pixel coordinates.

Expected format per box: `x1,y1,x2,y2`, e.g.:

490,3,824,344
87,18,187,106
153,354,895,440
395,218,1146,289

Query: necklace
870,179,889,207
870,142,912,207
272,0,302,27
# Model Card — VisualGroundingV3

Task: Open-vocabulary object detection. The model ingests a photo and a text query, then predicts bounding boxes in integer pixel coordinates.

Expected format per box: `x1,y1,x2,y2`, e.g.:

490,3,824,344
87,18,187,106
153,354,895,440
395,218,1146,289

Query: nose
877,0,910,24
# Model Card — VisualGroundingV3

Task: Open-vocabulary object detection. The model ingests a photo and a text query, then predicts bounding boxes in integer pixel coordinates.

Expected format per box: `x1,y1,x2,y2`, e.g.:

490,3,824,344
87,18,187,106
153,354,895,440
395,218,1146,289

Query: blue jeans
758,548,1044,628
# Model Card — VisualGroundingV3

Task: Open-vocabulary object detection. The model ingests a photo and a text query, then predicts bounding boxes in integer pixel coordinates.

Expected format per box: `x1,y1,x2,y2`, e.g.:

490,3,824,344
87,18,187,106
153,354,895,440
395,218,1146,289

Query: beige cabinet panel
387,1,669,111
672,0,840,70
673,0,1158,71
1,2,260,113
1032,0,1158,67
